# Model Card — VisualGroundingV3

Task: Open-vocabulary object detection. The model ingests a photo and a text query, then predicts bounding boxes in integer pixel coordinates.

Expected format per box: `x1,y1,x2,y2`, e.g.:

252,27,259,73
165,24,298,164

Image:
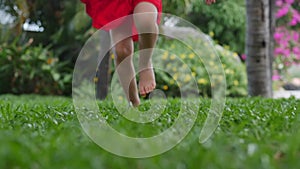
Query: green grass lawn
0,95,300,169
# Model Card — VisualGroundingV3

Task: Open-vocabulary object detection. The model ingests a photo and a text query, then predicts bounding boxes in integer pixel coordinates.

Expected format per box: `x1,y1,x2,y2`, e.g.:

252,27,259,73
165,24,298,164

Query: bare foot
139,67,156,96
130,99,140,107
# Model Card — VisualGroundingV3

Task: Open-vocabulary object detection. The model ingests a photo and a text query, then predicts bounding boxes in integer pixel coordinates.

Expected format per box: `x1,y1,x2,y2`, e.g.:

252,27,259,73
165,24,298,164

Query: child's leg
111,26,140,106
133,2,159,96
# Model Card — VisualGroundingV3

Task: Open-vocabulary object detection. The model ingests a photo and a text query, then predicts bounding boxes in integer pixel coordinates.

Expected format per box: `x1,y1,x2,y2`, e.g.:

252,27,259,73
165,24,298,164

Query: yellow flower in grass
233,52,239,58
172,67,177,72
192,66,196,71
192,72,196,77
111,53,115,59
189,53,195,59
169,79,175,85
180,54,186,59
198,78,208,85
118,96,123,100
224,45,230,50
209,31,214,37
218,75,224,82
173,73,178,80
170,54,176,60
47,58,54,65
184,75,191,82
225,69,234,75
233,80,239,86
225,51,231,57
163,85,169,90
162,51,168,60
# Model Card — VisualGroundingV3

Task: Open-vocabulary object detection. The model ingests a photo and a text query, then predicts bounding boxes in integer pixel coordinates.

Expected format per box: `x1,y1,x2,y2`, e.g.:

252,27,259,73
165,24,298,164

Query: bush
163,0,246,54
153,37,247,97
109,35,247,98
0,40,72,95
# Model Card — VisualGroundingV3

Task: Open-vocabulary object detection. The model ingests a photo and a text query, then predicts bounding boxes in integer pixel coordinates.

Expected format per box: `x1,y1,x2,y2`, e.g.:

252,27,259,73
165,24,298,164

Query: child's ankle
139,62,153,69
130,98,140,107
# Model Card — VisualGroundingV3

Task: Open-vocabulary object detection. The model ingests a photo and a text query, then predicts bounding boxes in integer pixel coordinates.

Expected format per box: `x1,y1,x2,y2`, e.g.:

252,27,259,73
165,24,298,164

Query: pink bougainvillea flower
293,46,300,55
289,18,298,26
275,47,282,55
276,0,283,6
275,47,284,55
285,0,294,5
293,10,300,21
280,39,289,48
274,32,284,41
241,54,246,61
276,5,289,18
275,47,291,57
292,31,300,42
290,9,300,26
272,75,281,81
283,49,291,57
273,0,300,81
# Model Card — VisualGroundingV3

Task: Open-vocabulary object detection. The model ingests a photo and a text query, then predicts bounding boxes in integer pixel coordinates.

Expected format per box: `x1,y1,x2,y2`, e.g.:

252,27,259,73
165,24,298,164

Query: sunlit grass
0,95,299,169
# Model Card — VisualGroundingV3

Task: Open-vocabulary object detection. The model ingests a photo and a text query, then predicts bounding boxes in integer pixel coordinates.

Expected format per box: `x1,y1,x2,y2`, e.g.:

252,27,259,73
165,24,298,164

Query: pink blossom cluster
273,0,300,81
276,0,300,25
274,27,300,58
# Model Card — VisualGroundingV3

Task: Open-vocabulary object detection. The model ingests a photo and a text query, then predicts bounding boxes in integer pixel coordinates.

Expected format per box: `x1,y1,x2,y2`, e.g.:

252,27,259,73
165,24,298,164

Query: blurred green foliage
0,0,92,61
0,0,90,95
163,0,246,54
0,40,71,95
0,0,246,96
154,37,247,97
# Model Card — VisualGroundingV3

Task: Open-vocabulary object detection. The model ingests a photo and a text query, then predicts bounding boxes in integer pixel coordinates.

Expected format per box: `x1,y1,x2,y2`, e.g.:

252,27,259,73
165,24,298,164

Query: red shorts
81,0,162,41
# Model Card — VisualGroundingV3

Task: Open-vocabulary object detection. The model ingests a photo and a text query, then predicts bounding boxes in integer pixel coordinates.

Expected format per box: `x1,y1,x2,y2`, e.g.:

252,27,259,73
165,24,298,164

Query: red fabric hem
81,0,162,41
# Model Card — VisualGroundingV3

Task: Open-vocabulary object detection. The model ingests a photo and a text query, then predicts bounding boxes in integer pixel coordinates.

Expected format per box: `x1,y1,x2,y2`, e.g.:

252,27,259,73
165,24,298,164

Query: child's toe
145,86,150,94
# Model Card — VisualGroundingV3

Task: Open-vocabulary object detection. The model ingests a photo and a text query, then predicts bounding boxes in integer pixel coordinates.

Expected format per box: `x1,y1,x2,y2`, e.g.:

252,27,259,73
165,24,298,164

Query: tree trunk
269,0,276,93
96,31,111,100
246,0,273,97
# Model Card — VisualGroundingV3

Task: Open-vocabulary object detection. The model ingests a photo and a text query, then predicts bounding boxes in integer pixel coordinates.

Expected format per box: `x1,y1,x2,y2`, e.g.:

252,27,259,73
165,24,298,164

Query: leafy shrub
163,0,246,54
153,37,247,97
0,40,72,95
189,0,246,54
109,35,247,98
